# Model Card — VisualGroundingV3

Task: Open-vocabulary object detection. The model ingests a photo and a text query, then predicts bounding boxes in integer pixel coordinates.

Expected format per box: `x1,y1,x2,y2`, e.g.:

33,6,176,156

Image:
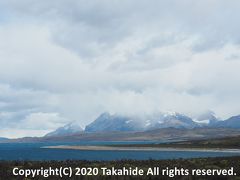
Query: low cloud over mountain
46,111,240,137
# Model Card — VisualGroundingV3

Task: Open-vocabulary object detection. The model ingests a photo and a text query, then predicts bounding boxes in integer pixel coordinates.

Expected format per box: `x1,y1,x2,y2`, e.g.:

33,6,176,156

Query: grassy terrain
0,157,240,179
109,135,240,149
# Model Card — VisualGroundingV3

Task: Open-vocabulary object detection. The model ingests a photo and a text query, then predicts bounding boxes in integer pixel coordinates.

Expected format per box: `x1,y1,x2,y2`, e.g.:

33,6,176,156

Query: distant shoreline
42,145,240,153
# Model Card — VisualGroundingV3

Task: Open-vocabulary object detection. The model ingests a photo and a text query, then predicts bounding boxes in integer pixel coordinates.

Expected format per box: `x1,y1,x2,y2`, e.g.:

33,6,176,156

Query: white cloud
0,128,49,138
0,0,240,137
21,112,67,130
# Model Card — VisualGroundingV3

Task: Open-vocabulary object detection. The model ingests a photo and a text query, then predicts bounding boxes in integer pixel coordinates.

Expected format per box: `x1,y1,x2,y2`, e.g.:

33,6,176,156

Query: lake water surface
0,141,240,161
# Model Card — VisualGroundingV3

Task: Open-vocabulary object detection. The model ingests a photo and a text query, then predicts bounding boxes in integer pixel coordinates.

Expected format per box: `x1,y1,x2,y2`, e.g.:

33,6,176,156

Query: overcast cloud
0,0,240,138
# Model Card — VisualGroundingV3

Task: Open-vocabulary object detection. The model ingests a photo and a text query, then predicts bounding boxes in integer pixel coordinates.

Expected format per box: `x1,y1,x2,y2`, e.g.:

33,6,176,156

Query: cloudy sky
0,0,240,138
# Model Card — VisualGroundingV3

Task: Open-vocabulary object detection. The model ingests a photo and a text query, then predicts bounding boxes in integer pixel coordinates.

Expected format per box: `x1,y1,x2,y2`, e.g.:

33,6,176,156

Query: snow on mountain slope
85,111,199,132
85,112,143,132
144,112,199,129
45,122,83,137
192,111,219,126
44,112,240,136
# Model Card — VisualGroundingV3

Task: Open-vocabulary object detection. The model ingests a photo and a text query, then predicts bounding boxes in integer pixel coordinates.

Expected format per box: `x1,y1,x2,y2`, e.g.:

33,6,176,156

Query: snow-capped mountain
144,112,199,130
193,111,219,126
46,112,240,136
85,112,143,132
85,111,199,132
45,122,83,137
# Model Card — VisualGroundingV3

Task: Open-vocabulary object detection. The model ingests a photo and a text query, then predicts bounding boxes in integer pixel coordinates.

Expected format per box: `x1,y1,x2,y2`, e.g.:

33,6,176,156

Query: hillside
111,135,240,149
3,128,240,143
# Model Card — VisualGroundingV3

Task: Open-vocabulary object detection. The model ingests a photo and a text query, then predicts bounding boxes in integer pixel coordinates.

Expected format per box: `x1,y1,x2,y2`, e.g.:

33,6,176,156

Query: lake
0,141,240,161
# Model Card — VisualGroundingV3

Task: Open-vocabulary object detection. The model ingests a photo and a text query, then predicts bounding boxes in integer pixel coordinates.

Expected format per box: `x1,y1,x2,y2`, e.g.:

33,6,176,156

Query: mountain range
85,112,199,132
45,111,240,137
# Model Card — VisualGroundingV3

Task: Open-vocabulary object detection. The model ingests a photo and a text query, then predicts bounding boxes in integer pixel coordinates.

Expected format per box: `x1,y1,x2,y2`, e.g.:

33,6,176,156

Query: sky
0,0,240,138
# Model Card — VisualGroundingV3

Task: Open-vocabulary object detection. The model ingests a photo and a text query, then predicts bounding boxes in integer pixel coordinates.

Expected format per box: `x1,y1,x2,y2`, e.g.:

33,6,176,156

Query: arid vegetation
1,157,240,180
